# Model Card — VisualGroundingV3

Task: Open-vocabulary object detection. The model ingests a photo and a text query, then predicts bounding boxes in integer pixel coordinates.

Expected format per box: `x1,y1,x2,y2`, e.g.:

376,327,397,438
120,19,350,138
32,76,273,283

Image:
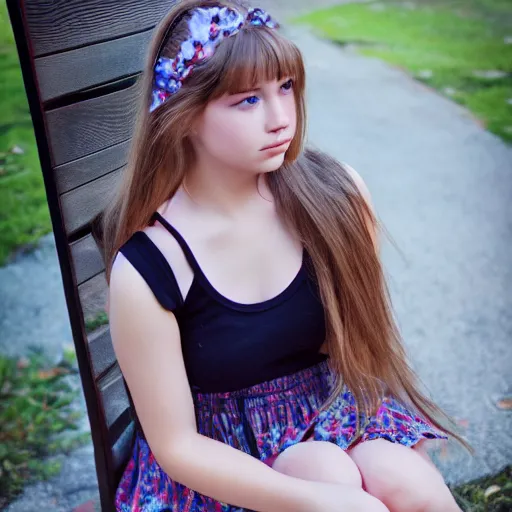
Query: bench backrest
6,1,176,508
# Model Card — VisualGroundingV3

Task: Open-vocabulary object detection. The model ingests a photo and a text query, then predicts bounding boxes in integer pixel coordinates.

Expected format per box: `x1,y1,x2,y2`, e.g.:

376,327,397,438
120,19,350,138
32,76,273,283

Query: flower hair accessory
150,6,279,113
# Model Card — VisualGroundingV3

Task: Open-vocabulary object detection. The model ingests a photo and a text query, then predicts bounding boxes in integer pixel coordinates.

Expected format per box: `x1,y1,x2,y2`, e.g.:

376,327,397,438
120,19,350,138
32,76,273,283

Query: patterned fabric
150,6,278,112
115,359,447,511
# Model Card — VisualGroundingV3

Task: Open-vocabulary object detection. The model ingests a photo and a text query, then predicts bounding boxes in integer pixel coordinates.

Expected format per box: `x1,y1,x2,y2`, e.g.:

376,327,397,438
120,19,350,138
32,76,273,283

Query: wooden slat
46,84,139,167
98,364,129,430
55,141,128,195
35,31,153,102
108,408,132,445
71,234,105,286
8,1,171,506
24,0,176,57
54,142,128,195
61,168,122,235
88,324,116,380
79,271,109,320
112,421,135,473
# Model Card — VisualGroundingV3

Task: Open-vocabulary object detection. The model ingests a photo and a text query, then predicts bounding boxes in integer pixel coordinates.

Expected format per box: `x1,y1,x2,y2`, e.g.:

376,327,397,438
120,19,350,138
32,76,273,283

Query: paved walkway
2,2,511,510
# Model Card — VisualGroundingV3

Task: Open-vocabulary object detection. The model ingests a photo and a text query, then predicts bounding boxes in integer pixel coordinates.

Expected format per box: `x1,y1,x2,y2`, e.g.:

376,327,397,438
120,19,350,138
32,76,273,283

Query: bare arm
109,253,323,512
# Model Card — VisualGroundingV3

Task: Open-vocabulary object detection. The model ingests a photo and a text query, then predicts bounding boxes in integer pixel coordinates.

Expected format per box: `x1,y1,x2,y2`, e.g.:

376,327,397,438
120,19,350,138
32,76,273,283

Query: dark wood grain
9,1,182,506
35,30,153,102
98,364,129,430
88,325,116,381
112,421,135,473
78,271,109,320
61,168,122,235
46,84,139,167
54,139,128,195
70,234,106,286
24,0,176,57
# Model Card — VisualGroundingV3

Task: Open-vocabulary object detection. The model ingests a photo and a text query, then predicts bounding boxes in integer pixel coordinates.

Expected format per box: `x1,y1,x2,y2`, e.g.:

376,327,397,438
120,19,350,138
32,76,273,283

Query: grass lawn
0,3,52,266
294,0,512,143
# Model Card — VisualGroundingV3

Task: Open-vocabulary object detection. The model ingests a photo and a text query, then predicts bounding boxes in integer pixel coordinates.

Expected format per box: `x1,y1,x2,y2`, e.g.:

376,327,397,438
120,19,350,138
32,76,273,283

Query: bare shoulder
341,162,374,210
109,198,194,304
341,162,379,250
109,249,163,313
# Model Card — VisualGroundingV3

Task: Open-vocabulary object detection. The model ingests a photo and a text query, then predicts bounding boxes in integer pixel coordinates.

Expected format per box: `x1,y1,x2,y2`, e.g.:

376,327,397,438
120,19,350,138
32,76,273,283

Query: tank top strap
118,231,184,311
150,211,203,276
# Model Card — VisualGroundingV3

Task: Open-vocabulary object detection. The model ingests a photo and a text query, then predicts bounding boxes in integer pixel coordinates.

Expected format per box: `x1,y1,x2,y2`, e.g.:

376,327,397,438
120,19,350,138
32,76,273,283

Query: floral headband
150,6,278,113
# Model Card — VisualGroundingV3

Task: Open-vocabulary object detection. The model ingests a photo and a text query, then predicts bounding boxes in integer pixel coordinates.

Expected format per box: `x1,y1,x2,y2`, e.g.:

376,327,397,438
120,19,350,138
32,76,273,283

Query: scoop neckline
190,247,307,312
151,211,307,312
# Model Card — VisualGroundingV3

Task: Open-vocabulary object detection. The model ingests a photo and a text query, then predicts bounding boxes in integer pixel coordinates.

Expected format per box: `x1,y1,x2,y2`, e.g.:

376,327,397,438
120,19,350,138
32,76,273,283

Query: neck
182,158,274,218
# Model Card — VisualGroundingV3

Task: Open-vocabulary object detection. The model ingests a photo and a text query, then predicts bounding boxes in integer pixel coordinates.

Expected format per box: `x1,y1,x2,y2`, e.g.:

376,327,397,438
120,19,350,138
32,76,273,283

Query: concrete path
2,1,511,510
0,232,73,362
285,16,512,485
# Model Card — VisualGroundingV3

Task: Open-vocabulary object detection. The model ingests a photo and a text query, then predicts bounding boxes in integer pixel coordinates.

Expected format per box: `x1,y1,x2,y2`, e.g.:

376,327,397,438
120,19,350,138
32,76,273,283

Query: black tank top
118,211,328,393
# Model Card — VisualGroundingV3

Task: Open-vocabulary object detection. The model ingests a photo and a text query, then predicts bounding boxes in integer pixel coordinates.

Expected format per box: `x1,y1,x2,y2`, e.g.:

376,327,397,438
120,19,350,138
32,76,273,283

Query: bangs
209,27,305,97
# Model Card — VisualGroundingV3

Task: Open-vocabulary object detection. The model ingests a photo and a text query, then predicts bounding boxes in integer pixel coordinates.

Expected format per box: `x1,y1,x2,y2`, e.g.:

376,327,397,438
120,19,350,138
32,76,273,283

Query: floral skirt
115,359,447,511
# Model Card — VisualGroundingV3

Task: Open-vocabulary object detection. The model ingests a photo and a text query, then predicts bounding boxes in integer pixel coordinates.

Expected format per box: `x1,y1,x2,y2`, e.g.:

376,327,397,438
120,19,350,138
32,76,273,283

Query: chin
259,154,287,173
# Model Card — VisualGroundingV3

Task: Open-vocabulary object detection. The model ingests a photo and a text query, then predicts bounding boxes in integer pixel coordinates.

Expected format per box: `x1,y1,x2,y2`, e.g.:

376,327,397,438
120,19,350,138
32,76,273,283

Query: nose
265,95,290,135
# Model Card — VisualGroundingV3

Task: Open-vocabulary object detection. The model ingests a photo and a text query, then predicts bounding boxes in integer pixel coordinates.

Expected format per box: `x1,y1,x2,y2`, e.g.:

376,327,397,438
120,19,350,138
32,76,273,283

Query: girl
97,1,468,510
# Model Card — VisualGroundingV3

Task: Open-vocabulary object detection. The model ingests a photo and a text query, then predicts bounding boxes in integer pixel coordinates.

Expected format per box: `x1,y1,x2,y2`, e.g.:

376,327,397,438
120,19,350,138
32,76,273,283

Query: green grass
294,0,512,143
0,3,52,266
0,347,90,508
85,311,110,333
451,466,512,512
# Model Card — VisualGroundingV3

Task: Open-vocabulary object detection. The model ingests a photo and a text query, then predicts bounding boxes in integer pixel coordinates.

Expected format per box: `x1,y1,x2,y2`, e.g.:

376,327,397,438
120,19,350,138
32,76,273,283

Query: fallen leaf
37,367,67,379
484,484,501,498
496,397,512,410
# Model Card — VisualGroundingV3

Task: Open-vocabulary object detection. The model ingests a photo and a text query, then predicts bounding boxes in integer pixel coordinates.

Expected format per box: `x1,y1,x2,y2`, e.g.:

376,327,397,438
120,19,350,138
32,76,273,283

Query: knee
369,475,459,512
272,440,363,488
350,439,460,512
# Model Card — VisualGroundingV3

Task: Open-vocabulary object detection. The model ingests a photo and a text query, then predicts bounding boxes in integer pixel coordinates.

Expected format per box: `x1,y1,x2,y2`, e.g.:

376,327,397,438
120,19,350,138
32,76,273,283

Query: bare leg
349,439,461,512
271,440,389,512
272,440,362,487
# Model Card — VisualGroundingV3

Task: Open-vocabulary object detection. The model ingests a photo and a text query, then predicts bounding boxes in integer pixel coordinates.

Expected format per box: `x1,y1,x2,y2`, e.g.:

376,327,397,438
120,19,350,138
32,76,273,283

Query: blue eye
240,95,259,106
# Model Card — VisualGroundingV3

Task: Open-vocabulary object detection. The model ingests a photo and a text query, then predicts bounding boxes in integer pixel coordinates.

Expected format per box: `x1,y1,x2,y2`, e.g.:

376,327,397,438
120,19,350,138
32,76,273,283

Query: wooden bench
6,1,176,509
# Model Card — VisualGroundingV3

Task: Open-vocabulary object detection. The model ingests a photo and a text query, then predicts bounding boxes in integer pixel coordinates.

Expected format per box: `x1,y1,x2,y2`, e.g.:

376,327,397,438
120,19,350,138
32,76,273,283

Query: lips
261,138,292,151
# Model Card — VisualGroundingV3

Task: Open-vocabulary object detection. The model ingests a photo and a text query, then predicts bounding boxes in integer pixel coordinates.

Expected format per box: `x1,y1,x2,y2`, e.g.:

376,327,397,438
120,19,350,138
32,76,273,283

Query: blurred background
1,1,511,510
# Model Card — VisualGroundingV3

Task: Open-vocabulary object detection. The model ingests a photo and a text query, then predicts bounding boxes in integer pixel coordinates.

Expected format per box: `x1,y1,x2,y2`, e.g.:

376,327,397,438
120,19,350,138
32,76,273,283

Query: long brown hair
94,0,469,449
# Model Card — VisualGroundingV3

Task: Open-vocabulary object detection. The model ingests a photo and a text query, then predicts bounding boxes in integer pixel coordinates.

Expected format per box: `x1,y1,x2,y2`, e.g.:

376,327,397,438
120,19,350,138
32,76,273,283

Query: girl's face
191,77,297,174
